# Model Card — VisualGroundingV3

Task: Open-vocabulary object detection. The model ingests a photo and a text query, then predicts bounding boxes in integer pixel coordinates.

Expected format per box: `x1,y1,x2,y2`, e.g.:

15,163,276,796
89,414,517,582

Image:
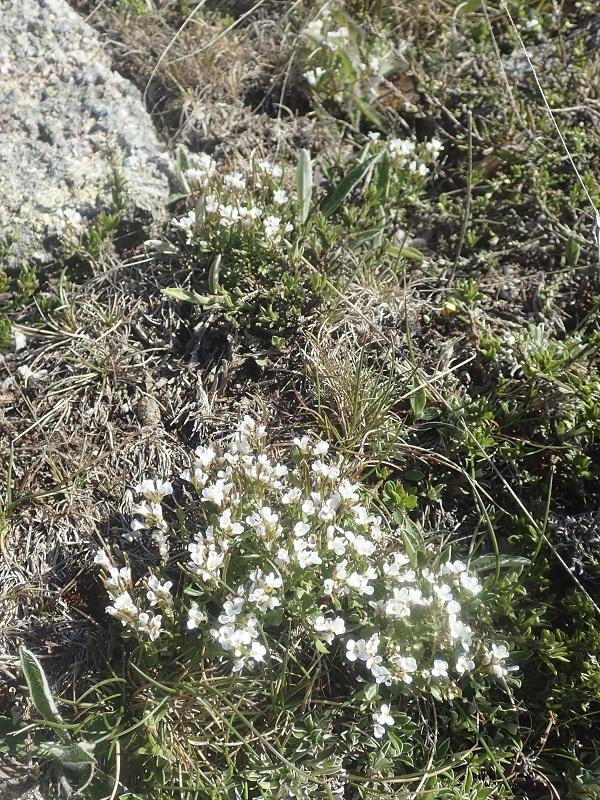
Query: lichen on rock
0,0,173,266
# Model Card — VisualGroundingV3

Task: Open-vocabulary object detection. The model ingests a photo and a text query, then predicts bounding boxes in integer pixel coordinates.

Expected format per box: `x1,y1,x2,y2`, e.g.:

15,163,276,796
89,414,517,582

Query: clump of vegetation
20,417,522,798
3,1,600,799
161,137,441,339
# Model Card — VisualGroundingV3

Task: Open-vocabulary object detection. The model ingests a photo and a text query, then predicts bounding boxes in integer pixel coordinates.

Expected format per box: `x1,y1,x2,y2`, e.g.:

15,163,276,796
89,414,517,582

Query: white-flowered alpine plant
170,152,294,252
96,416,517,731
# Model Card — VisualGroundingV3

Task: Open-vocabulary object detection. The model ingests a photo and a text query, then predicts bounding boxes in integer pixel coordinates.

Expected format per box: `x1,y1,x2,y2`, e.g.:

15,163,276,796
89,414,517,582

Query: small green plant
298,3,404,124
162,139,440,338
19,648,96,794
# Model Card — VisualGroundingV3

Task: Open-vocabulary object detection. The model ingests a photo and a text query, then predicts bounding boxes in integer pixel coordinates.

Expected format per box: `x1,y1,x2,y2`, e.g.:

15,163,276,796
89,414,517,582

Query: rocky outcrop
0,0,173,266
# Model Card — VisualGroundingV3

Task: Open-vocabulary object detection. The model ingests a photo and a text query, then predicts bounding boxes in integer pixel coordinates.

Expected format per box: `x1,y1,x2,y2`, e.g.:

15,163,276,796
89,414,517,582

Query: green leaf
347,226,386,250
175,146,191,194
386,244,425,261
565,237,581,267
38,740,96,773
19,648,68,744
176,146,190,175
296,149,313,224
208,254,222,293
321,155,377,219
161,288,219,306
384,481,417,511
469,554,531,573
353,96,389,131
410,374,427,418
0,717,29,757
396,512,425,567
375,154,391,203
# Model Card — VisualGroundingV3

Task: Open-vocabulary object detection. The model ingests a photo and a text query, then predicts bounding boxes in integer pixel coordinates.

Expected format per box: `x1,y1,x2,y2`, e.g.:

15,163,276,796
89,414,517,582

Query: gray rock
0,0,174,266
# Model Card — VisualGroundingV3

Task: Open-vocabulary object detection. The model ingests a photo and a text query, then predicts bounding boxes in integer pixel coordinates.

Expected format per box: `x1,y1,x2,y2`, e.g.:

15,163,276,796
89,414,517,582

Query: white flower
313,615,346,644
188,540,225,582
456,655,475,675
346,638,367,662
448,616,473,651
205,194,219,214
152,530,170,560
460,572,482,595
137,612,163,641
224,172,246,191
345,570,375,596
326,26,350,48
311,460,340,480
303,18,323,39
187,602,207,630
54,207,83,234
293,538,322,568
368,54,381,74
130,501,168,535
327,529,347,556
184,153,217,186
433,583,453,604
312,440,329,456
251,641,267,662
482,643,516,678
263,215,291,242
218,597,245,625
202,479,230,507
256,160,283,179
441,560,467,577
446,599,461,615
371,663,392,686
282,487,302,504
425,137,443,158
302,493,321,516
146,575,173,606
219,204,240,227
431,659,449,679
136,479,173,503
346,532,376,557
388,138,416,162
93,549,112,570
382,552,411,577
294,521,311,537
304,67,326,86
272,189,289,205
337,479,359,501
106,591,138,623
275,547,291,566
219,508,244,537
293,435,311,453
105,566,132,591
170,211,194,236
392,655,418,684
373,703,394,738
194,446,216,468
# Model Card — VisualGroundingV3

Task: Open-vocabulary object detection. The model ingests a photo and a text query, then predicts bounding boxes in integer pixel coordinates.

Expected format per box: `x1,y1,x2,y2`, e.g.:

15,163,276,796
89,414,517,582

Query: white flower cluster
301,4,395,93
128,479,173,559
94,416,516,700
363,133,443,178
95,552,173,642
53,207,84,237
171,156,293,247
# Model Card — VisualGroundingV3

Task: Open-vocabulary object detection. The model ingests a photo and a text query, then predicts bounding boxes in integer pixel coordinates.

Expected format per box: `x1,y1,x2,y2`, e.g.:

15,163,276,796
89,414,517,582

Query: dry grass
73,0,334,159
